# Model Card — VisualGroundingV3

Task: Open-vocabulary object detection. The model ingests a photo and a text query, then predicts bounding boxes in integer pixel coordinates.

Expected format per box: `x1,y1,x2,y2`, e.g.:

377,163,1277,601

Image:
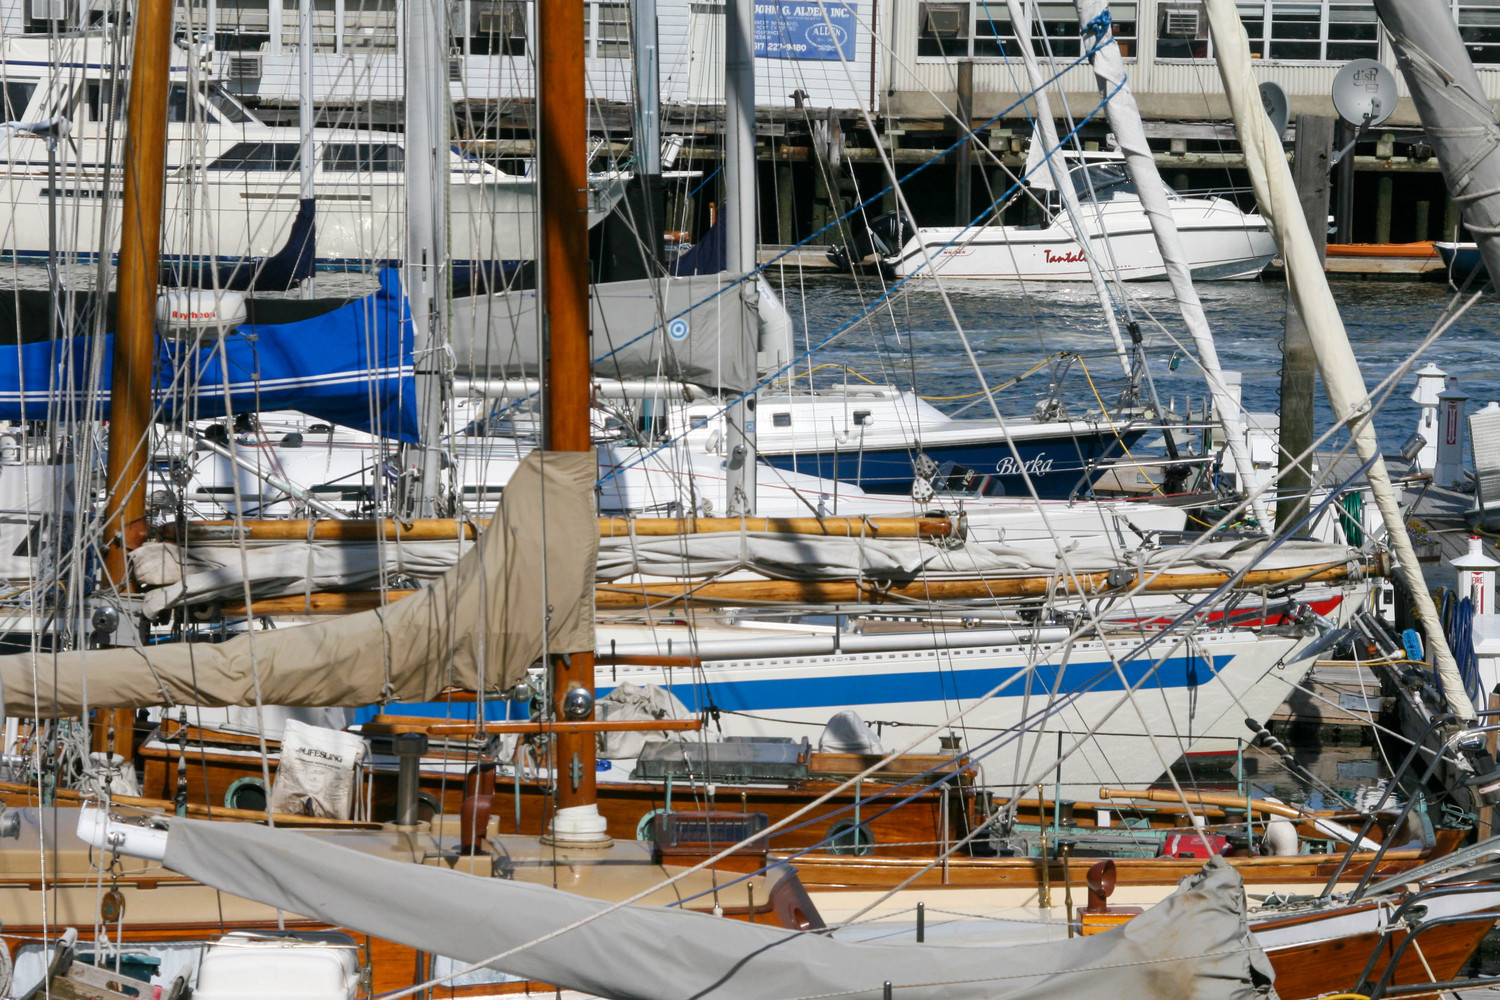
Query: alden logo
1042,249,1087,264
995,453,1054,476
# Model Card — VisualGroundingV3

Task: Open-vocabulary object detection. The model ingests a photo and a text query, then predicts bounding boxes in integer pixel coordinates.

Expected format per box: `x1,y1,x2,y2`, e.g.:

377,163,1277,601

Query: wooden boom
214,556,1383,616
167,515,960,542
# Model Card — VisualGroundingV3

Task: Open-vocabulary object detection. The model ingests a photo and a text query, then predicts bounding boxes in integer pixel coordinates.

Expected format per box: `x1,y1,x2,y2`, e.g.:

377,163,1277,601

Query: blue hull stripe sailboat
0,268,417,440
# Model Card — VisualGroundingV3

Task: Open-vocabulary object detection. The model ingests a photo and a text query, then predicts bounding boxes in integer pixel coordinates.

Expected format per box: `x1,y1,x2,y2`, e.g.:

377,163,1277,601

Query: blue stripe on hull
610,654,1221,713
760,431,1148,499
370,653,1224,720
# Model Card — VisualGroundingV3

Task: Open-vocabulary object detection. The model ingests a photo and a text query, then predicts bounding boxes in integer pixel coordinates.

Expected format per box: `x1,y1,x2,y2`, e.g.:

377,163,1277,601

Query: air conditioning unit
228,53,263,80
1160,5,1203,38
922,4,965,37
30,0,66,21
449,55,463,81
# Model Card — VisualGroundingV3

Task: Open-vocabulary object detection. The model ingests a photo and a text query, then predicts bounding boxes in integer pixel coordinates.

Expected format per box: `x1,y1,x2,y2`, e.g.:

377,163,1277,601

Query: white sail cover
450,274,760,392
1374,0,1500,282
157,817,1277,1000
121,536,1367,613
0,451,597,717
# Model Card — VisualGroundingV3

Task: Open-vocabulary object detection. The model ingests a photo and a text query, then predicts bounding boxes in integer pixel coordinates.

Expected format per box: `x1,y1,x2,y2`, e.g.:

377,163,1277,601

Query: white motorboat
0,34,622,273
885,159,1276,282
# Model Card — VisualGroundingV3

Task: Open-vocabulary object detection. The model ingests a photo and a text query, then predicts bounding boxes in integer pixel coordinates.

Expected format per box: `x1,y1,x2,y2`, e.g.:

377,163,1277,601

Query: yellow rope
1074,353,1168,499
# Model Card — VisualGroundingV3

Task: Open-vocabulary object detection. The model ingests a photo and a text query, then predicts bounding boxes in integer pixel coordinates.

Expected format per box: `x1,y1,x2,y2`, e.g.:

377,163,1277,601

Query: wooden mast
539,0,608,845
96,0,173,757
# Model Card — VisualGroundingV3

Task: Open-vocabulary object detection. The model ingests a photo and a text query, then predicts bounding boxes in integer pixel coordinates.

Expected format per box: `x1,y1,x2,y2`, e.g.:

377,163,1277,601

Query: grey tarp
0,451,596,717
450,273,758,392
1375,0,1500,283
161,818,1277,1000
129,538,473,618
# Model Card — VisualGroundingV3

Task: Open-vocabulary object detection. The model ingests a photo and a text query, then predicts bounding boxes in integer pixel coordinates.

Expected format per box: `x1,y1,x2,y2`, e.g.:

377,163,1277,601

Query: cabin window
772,412,792,428
205,86,253,123
467,0,528,54
4,81,35,120
853,410,871,426
918,1,1134,59
323,142,405,172
690,415,711,430
588,0,631,57
85,80,125,121
208,141,303,171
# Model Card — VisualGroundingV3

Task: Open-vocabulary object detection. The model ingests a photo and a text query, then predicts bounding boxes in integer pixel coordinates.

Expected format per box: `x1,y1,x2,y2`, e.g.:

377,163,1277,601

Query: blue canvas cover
0,268,416,441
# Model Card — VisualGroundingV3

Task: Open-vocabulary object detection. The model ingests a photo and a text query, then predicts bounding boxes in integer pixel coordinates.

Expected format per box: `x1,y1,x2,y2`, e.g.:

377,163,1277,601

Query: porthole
224,776,267,811
826,819,875,856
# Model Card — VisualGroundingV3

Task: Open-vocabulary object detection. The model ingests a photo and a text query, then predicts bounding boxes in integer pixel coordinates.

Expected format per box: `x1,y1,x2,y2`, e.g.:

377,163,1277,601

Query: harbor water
789,276,1499,451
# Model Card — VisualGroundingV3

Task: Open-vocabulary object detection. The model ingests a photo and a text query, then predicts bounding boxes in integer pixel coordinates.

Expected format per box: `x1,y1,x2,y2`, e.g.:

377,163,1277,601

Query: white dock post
1436,375,1471,489
1454,536,1500,615
1410,363,1447,473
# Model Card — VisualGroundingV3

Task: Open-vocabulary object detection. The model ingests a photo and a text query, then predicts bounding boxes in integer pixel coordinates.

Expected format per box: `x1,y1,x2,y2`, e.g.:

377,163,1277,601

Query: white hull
892,196,1275,282
595,625,1310,799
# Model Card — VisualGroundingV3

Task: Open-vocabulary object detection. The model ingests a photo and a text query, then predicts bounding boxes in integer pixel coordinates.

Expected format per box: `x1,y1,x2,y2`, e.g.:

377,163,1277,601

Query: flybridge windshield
1068,162,1135,201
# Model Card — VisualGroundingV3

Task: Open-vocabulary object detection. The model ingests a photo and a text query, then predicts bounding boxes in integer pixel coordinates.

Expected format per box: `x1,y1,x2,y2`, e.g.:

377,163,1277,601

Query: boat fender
1262,817,1299,856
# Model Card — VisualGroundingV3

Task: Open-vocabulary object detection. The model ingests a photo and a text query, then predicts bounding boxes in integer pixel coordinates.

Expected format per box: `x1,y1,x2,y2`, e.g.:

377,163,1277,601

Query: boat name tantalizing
1042,249,1087,264
995,454,1054,476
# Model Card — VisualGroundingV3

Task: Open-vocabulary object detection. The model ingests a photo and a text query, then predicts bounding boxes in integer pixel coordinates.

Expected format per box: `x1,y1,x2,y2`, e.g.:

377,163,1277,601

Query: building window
1158,1,1376,62
214,0,271,50
343,0,397,50
1457,1,1500,63
917,1,1135,59
281,0,337,52
468,0,527,55
588,0,630,57
917,2,967,56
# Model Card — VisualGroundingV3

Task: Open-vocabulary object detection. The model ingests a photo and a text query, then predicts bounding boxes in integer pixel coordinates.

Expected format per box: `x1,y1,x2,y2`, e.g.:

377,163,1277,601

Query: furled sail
152,816,1274,1000
1374,0,1500,282
123,533,1371,617
0,451,596,717
0,268,416,440
449,273,759,392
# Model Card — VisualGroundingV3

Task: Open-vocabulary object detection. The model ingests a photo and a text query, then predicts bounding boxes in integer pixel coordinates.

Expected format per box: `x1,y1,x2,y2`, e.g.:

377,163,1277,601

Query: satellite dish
1258,81,1289,140
1332,59,1397,128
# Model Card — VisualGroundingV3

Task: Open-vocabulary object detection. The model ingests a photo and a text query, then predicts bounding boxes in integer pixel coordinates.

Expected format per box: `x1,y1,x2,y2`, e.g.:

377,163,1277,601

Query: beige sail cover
0,451,597,717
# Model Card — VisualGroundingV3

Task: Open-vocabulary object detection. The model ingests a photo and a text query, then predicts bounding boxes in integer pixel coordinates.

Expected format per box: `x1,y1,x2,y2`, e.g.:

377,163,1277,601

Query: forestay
0,451,596,717
156,817,1276,1000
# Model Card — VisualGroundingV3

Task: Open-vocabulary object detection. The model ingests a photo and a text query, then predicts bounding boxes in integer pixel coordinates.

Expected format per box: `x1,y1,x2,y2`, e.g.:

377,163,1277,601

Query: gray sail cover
0,451,597,717
160,818,1276,1000
1374,0,1500,283
450,274,758,392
